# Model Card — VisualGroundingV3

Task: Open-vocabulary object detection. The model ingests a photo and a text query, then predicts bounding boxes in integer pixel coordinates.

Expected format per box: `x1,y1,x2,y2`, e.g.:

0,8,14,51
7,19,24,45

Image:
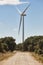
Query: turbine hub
21,14,26,16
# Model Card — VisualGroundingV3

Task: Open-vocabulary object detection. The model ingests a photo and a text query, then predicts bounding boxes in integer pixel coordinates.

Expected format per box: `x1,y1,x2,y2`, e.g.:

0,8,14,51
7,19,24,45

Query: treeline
17,36,43,55
0,37,16,53
0,36,43,55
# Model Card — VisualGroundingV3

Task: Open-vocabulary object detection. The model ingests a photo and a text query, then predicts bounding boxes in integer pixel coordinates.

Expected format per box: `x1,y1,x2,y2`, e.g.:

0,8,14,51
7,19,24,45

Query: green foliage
16,43,22,51
17,36,43,55
0,43,4,52
0,37,16,53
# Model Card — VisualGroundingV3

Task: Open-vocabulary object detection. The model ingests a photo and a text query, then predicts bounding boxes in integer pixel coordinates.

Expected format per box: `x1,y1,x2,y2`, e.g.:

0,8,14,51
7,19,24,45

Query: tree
0,37,16,52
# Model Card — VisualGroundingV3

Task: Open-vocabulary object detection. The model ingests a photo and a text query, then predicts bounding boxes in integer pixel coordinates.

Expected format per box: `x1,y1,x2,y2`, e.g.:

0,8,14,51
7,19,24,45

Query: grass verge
32,52,43,63
0,51,16,61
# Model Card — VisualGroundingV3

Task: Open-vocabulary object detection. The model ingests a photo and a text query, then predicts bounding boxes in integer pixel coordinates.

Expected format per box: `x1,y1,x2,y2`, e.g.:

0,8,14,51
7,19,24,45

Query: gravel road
0,52,43,65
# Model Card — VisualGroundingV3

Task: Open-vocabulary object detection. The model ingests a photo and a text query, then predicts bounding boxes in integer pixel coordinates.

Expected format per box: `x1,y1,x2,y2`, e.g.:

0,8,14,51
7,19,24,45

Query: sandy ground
0,52,43,65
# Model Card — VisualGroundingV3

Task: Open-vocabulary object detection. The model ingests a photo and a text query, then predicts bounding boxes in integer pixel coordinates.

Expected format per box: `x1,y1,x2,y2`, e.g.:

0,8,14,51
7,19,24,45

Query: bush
21,36,43,55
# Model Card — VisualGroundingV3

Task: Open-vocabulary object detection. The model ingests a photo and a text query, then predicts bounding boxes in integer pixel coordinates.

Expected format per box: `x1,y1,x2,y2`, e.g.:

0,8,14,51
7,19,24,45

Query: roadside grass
32,52,43,63
0,51,16,61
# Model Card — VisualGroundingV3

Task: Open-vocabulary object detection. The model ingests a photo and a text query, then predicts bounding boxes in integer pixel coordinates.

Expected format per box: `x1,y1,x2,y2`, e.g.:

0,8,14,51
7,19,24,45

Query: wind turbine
16,4,30,43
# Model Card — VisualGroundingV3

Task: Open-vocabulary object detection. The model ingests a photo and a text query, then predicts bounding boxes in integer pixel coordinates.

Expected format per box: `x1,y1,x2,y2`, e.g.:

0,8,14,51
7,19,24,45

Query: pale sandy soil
0,52,43,65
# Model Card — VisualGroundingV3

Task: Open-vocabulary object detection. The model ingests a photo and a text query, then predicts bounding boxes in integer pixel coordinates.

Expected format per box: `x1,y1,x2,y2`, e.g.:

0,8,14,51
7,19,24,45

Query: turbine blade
22,4,30,14
18,16,22,34
16,7,21,14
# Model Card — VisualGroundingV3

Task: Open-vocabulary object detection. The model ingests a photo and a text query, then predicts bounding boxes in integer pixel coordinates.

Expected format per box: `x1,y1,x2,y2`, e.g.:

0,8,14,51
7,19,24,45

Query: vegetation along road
0,52,43,65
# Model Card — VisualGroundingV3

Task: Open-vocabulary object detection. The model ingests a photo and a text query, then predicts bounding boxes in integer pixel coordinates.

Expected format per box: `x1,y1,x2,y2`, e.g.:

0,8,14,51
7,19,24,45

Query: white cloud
0,0,29,5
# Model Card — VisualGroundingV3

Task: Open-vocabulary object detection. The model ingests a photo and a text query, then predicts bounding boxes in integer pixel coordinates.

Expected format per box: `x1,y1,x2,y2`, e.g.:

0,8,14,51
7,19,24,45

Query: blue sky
0,0,43,43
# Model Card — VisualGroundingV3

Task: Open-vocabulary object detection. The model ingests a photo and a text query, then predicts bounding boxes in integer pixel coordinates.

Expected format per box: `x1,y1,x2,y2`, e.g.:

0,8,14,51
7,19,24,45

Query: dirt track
0,52,43,65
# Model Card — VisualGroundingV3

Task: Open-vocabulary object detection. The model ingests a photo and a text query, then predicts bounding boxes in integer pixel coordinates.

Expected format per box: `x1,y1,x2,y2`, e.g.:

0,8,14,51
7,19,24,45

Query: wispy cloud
0,0,29,5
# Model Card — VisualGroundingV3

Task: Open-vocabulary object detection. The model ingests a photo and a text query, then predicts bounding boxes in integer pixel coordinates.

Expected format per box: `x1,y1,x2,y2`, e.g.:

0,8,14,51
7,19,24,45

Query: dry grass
32,52,43,63
0,51,16,61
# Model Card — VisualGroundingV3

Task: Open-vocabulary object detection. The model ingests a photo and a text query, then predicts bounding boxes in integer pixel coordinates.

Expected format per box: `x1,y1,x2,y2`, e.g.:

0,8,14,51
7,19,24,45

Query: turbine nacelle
21,14,26,16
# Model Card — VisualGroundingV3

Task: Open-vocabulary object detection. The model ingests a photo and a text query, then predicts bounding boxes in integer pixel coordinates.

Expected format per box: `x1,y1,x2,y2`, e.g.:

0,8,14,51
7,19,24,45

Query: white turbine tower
16,4,30,43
